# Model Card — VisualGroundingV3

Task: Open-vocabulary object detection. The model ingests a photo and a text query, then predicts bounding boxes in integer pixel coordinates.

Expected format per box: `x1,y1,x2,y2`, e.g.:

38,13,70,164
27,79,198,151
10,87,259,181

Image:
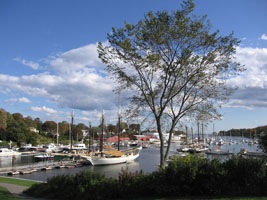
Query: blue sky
0,0,267,133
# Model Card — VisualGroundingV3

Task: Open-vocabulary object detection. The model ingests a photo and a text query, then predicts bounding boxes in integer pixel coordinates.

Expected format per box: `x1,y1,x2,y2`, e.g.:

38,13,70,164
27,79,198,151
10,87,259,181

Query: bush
222,156,267,196
25,155,267,199
24,171,117,200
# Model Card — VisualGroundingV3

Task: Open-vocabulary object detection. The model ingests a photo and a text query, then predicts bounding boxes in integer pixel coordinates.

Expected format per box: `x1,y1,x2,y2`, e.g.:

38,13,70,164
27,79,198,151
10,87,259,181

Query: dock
1,159,89,176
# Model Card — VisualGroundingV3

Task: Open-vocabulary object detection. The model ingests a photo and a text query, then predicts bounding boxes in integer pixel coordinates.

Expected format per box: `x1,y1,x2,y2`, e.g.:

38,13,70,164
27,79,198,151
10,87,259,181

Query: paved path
0,182,46,199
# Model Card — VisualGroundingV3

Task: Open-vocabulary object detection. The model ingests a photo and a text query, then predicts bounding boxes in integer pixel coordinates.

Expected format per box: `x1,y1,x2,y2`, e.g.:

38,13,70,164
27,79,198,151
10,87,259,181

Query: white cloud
4,97,31,103
226,47,267,109
260,33,267,40
0,42,118,121
13,57,41,70
7,43,267,124
31,106,58,114
47,43,103,74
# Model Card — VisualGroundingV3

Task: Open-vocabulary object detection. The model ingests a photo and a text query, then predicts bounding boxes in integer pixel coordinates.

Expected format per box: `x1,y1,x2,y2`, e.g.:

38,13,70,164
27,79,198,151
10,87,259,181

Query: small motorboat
34,154,54,161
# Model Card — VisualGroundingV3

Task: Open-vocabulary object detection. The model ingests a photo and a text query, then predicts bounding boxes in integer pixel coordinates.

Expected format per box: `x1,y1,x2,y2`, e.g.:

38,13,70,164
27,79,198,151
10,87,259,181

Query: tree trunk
156,118,165,169
164,123,175,162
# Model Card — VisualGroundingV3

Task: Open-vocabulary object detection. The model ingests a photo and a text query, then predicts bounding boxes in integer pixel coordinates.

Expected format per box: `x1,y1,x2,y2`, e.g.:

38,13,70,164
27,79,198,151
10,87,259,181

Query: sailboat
82,97,141,166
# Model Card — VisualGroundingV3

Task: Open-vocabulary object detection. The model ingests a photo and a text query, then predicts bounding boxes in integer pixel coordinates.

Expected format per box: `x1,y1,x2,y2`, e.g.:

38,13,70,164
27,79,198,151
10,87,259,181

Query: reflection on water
0,156,21,168
0,136,262,182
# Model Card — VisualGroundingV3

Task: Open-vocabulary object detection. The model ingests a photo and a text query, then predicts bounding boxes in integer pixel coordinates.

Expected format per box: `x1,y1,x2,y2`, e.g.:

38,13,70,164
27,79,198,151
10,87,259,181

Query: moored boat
82,149,141,166
82,108,141,166
34,154,54,161
0,148,21,157
238,148,266,157
205,148,231,155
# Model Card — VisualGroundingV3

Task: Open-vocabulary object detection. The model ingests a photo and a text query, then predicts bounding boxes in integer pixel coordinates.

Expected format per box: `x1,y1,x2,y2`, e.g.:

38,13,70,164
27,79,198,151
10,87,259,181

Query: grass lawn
0,176,39,187
0,186,23,200
135,197,267,200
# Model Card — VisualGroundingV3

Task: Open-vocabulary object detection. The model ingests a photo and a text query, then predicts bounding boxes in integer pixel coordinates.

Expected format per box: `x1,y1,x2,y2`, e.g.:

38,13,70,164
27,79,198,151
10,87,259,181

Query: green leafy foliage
98,0,242,168
24,156,267,199
259,133,267,153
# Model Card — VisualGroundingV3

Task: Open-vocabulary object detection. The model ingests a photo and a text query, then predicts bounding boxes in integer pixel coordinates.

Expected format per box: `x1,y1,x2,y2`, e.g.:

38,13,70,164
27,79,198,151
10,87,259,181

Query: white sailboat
82,99,141,166
84,147,141,166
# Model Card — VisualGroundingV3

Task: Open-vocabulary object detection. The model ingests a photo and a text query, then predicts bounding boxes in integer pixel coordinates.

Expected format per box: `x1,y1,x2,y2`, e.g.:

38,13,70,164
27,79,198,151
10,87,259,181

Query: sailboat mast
197,121,200,144
191,127,194,145
185,126,188,143
70,110,74,152
118,91,121,151
89,121,92,152
202,122,204,141
56,122,59,146
100,110,104,156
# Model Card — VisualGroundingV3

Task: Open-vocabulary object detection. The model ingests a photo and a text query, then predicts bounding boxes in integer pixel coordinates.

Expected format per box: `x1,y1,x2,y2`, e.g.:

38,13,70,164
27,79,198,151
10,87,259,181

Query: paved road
0,182,46,199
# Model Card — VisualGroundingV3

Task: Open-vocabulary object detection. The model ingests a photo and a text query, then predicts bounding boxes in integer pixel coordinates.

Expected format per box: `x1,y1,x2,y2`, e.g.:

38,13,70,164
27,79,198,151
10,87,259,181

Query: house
105,136,130,143
29,127,39,133
132,135,152,141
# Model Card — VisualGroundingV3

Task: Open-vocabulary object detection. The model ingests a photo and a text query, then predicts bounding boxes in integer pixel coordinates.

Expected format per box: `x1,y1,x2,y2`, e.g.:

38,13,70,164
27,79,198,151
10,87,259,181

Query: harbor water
0,136,263,182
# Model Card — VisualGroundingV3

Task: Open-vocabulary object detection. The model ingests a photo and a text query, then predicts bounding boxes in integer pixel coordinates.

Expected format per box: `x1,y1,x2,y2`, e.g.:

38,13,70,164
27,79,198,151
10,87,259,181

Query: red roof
105,136,130,142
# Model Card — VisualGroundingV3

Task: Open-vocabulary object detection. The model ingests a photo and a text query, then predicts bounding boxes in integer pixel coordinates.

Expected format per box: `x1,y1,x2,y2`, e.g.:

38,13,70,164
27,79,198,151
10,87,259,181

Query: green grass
134,197,267,200
0,176,39,187
0,186,23,200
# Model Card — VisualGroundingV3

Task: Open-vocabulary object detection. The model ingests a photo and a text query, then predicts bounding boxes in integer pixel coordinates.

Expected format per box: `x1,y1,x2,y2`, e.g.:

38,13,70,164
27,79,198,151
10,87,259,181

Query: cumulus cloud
0,42,117,121
4,97,31,103
13,57,41,70
260,33,267,40
225,47,267,109
4,42,266,125
47,43,104,74
31,106,58,114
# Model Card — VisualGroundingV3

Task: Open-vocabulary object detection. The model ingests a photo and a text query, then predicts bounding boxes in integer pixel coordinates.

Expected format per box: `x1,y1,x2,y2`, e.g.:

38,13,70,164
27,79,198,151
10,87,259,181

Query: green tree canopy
42,121,57,135
0,108,7,131
98,0,242,167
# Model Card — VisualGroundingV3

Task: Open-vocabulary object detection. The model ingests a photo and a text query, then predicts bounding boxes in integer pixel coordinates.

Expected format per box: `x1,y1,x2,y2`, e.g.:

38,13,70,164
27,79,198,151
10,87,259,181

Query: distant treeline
218,125,267,138
0,108,141,147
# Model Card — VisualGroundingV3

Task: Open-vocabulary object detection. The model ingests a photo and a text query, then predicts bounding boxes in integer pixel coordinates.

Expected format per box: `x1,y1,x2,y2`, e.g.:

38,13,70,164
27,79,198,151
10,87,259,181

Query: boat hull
205,151,230,155
0,152,21,157
83,153,140,166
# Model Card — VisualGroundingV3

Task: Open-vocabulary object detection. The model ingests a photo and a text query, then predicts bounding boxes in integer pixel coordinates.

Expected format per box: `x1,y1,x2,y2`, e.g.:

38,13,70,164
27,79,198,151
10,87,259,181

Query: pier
0,153,89,176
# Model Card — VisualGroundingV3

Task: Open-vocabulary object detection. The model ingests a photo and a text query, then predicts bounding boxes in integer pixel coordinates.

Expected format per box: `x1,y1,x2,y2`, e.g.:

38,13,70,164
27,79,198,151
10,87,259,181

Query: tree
107,124,117,135
129,124,140,134
34,117,43,131
119,122,128,132
98,0,242,168
259,133,267,153
42,121,57,136
73,123,86,141
59,121,70,136
24,116,37,128
12,113,24,122
0,108,7,131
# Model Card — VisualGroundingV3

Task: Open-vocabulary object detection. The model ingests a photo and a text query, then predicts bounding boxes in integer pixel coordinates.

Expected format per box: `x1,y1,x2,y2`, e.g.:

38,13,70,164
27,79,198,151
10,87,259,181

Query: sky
0,0,267,133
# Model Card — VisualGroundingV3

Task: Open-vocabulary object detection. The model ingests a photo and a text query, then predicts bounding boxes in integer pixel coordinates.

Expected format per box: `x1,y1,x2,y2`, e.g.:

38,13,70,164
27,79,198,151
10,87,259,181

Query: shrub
222,156,267,196
25,155,267,199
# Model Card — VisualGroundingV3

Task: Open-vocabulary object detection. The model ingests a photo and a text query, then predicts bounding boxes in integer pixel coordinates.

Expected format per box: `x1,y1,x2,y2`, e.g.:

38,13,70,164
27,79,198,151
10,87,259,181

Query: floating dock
2,159,88,176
